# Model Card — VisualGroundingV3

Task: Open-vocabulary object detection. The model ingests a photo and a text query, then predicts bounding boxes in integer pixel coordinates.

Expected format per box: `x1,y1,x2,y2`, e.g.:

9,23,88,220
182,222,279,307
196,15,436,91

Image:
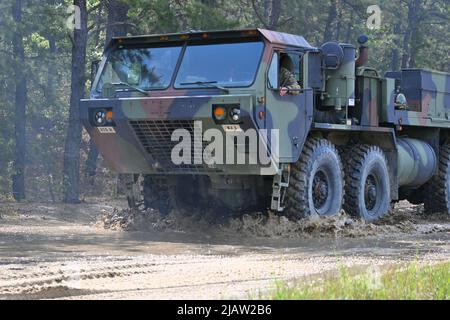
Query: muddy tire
343,145,391,222
424,145,450,214
143,175,174,215
285,138,344,219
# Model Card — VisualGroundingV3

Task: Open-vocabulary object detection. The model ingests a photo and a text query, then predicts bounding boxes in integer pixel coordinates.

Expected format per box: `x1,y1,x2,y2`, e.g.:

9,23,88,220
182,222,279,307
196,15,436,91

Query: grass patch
265,262,449,300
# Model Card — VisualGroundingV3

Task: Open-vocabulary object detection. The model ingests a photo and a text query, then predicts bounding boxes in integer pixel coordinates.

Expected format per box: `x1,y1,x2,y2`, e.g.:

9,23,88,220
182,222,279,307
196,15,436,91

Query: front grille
130,120,222,173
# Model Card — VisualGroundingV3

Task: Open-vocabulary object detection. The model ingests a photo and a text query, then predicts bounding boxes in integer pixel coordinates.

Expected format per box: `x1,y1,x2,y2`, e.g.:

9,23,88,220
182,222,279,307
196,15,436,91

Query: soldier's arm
286,82,302,95
281,69,301,95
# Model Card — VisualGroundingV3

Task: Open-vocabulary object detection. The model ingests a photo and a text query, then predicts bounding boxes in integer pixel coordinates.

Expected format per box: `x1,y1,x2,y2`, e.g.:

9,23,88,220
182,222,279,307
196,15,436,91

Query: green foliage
264,262,450,300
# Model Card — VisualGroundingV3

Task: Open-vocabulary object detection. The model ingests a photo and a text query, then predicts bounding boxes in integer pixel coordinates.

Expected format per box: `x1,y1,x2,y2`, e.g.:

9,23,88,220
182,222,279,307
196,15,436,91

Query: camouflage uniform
280,67,301,95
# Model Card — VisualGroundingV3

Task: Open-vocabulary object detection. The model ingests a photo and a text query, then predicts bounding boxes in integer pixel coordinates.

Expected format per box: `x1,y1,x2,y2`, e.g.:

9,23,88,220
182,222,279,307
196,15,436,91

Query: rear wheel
285,138,344,219
343,145,391,222
424,145,450,214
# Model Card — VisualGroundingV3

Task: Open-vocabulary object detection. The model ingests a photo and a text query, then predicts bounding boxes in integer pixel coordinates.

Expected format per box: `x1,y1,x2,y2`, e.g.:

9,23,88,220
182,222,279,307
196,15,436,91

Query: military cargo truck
81,29,450,222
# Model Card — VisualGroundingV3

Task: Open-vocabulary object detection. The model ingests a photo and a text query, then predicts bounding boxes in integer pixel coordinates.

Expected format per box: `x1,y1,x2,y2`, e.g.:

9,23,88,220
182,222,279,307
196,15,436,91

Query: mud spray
95,201,450,239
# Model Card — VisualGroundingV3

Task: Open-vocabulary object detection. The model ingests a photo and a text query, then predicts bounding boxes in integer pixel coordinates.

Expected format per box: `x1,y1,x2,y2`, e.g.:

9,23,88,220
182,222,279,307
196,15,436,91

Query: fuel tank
397,138,437,188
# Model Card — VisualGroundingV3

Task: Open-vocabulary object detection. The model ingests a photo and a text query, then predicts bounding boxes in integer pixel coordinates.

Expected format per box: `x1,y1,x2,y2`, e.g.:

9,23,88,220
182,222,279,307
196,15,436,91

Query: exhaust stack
355,35,369,67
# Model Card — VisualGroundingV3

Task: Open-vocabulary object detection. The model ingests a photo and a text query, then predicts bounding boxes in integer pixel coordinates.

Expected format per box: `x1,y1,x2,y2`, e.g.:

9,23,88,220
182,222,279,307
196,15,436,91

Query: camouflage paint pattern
394,70,450,127
81,29,315,175
381,69,450,128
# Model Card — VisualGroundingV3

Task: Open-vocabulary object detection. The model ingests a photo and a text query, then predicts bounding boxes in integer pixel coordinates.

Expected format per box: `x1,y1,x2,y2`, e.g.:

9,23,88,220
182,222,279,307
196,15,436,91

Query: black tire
285,138,344,219
424,145,450,214
343,145,391,222
143,175,173,215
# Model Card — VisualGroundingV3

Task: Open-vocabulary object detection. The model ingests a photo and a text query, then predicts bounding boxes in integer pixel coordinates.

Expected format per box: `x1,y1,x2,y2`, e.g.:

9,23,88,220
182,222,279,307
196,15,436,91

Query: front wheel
143,175,174,215
343,145,391,222
285,138,344,219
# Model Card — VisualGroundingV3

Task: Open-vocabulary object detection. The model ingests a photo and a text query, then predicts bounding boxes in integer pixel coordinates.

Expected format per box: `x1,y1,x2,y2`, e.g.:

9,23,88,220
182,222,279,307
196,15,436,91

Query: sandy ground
0,199,448,300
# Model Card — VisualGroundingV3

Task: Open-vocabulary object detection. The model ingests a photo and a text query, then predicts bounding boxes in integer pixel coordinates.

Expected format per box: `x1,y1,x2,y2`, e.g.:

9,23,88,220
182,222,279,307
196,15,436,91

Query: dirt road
0,199,448,299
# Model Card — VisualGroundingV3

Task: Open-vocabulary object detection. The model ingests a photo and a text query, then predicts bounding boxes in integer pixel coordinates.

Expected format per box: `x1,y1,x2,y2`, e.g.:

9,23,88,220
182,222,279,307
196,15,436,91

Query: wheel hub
313,171,329,209
364,174,378,211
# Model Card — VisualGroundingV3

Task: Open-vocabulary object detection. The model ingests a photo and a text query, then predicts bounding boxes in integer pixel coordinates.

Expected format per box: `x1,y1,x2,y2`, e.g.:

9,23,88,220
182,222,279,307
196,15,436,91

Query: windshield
96,41,264,93
175,41,264,88
97,46,182,92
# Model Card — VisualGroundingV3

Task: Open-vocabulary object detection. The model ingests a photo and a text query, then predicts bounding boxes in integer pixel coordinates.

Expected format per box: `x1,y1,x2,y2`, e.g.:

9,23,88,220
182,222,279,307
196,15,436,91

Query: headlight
93,108,114,126
95,110,106,126
230,108,241,122
212,104,241,124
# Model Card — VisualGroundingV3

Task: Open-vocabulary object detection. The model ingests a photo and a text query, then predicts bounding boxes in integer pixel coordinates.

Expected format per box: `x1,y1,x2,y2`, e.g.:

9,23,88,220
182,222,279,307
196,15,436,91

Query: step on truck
81,29,450,222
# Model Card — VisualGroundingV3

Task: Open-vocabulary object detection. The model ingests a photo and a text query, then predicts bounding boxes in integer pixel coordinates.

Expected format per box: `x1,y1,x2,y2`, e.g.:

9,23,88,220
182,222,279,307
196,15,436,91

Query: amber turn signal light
259,111,265,119
213,106,227,121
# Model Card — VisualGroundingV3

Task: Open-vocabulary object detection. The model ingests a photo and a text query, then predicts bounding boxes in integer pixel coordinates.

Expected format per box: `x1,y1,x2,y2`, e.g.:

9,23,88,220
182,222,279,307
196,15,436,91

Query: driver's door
265,50,313,163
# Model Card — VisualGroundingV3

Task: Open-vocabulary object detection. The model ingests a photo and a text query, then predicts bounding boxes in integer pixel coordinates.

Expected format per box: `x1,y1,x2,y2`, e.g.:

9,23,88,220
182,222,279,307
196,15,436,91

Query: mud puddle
0,199,449,299
95,201,450,239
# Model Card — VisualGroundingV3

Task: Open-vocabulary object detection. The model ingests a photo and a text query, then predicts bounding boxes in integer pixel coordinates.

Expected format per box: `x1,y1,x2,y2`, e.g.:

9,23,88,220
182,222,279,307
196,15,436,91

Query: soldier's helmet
280,54,294,72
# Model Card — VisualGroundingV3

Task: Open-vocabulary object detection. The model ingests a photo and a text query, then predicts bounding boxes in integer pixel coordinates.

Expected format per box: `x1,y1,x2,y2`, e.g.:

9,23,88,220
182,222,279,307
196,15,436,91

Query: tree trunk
46,34,57,201
85,140,99,178
11,0,27,202
391,23,401,71
85,0,129,179
344,11,353,43
263,0,270,21
323,0,338,42
401,0,420,68
252,0,281,30
63,0,88,203
269,0,281,30
105,0,130,43
335,3,342,42
46,35,57,106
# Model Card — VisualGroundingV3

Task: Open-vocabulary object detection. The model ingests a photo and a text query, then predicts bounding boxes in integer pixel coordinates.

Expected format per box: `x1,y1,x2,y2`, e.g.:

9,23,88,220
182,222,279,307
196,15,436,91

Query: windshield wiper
111,82,150,96
179,81,229,94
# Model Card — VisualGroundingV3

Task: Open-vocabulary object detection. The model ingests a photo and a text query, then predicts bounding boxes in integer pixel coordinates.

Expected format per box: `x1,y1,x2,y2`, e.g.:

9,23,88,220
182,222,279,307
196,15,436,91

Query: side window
287,53,303,85
268,52,279,89
276,52,304,89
